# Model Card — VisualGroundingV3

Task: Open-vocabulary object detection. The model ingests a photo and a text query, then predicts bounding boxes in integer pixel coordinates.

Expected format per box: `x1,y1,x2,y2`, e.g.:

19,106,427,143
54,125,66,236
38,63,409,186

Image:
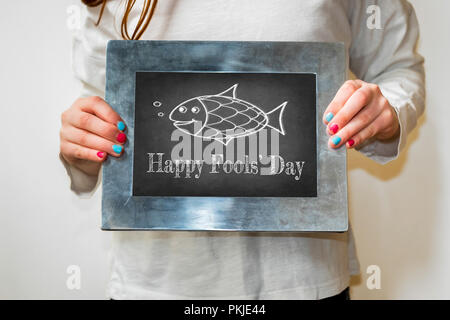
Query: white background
0,0,448,299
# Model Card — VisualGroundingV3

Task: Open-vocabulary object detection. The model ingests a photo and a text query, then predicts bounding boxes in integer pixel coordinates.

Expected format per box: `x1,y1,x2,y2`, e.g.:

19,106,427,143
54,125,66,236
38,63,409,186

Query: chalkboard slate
133,72,317,197
102,40,348,232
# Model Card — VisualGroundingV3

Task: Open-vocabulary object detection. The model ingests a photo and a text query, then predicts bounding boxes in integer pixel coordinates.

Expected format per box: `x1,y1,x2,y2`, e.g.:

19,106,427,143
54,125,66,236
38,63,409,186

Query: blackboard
133,72,317,197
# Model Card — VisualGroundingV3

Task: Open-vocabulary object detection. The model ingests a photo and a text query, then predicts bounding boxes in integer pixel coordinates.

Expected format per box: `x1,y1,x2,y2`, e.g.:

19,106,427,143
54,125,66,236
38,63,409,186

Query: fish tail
266,102,287,135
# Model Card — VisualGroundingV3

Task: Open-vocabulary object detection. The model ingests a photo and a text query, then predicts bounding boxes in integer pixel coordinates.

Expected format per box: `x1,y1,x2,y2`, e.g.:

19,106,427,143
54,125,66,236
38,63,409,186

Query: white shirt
61,0,425,299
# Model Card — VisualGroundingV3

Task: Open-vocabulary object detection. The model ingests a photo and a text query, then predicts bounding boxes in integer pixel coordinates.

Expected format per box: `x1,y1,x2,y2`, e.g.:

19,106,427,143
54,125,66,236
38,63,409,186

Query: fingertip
97,151,107,161
328,123,339,135
117,132,127,143
347,139,355,149
112,144,123,155
324,112,334,124
117,121,126,131
329,135,342,149
328,140,339,149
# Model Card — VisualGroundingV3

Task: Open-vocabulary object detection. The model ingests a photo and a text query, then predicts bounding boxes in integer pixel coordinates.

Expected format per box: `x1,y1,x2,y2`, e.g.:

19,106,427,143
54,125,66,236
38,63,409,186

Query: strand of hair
84,0,158,40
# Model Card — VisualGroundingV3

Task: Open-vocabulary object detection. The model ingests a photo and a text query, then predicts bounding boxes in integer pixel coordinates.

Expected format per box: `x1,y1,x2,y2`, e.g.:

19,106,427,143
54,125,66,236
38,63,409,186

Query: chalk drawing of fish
168,84,287,145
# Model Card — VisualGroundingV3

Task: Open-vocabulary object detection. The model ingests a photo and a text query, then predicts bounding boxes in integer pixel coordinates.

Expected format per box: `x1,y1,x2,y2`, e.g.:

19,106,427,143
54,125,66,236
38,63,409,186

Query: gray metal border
102,40,347,232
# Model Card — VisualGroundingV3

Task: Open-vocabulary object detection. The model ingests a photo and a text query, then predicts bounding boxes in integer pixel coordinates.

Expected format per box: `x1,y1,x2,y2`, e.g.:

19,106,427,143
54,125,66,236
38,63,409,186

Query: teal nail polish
331,136,341,146
325,112,334,122
117,121,126,131
113,145,123,154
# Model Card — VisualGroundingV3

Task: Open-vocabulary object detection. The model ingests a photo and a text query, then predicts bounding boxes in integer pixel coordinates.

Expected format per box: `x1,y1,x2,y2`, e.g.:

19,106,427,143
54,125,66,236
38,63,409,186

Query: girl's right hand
60,96,126,175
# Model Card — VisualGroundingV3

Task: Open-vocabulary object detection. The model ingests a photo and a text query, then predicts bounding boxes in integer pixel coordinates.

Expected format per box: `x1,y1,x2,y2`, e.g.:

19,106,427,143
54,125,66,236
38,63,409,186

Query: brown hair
82,0,158,40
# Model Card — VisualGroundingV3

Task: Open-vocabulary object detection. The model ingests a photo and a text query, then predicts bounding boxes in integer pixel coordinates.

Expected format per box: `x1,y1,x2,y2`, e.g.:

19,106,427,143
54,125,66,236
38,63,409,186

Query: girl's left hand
323,80,400,149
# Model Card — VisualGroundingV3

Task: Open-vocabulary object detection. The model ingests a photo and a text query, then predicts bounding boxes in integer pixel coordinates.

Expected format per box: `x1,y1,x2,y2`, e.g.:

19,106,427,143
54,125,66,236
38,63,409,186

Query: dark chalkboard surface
133,72,317,197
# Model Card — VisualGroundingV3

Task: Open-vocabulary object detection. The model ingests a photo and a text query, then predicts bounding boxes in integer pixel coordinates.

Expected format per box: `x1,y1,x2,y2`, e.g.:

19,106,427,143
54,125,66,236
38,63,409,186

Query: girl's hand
323,80,400,149
60,96,126,175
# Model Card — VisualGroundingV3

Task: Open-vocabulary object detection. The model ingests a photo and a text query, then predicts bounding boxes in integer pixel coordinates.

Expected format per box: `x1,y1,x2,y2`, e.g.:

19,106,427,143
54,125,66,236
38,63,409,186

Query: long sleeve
60,4,112,197
59,151,102,197
59,82,103,197
348,0,425,164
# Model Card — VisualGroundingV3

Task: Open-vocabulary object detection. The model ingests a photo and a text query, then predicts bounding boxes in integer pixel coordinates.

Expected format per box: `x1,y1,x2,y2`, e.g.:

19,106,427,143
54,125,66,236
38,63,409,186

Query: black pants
111,287,350,301
321,287,350,300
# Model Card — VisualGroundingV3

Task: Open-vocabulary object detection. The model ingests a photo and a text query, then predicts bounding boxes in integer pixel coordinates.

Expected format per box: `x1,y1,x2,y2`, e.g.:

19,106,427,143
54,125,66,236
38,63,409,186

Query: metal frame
102,40,347,232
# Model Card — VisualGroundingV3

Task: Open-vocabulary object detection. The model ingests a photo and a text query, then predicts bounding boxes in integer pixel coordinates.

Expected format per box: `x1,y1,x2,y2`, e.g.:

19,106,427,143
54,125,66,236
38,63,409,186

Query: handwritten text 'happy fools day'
146,153,306,180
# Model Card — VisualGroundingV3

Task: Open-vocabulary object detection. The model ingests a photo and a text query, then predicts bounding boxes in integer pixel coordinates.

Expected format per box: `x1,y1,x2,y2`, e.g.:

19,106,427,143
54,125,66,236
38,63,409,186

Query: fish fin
217,84,238,99
266,102,287,135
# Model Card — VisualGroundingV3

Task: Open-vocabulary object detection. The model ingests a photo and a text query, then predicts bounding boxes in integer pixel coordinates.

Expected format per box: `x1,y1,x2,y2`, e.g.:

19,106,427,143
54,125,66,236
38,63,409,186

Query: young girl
59,0,424,299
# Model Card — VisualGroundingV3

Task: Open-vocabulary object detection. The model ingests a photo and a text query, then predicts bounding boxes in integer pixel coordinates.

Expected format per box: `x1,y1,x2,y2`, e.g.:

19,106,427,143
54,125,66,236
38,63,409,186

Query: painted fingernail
112,145,123,154
329,123,339,134
348,139,355,147
97,151,105,158
117,132,127,143
325,112,334,122
331,136,342,146
117,121,126,131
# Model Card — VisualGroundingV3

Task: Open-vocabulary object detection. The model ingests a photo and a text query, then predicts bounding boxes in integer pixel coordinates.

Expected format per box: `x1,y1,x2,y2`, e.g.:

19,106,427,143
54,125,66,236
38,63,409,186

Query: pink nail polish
348,139,355,147
329,124,339,134
117,133,127,143
97,151,105,158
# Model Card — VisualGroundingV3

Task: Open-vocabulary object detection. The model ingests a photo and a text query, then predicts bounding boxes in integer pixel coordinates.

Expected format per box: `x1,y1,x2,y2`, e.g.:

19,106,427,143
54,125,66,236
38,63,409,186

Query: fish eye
178,106,187,113
191,106,200,114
